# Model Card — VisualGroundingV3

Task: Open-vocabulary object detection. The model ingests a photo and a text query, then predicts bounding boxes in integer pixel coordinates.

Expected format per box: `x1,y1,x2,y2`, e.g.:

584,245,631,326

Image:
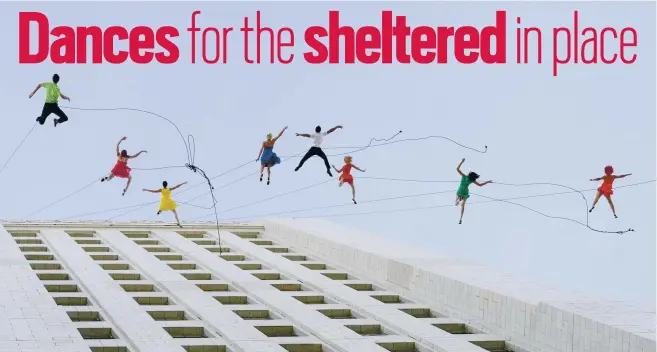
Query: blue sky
0,2,654,306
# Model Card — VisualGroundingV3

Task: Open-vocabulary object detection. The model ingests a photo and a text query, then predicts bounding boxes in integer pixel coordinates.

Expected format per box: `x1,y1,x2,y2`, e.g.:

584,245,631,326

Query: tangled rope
60,106,224,253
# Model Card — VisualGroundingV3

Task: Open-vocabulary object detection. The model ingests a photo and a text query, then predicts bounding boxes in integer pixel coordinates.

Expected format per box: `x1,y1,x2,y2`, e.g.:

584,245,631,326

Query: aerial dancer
256,126,287,185
29,74,71,127
455,158,492,224
294,125,343,177
589,166,631,218
143,181,187,227
101,137,147,196
332,156,366,204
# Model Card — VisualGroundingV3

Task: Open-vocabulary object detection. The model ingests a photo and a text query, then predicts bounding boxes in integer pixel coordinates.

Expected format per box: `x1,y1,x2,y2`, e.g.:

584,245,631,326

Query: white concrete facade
0,219,653,352
260,218,656,352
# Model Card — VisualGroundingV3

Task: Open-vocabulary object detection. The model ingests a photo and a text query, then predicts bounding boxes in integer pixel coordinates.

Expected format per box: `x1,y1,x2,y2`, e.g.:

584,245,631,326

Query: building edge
1,218,654,352
258,218,656,352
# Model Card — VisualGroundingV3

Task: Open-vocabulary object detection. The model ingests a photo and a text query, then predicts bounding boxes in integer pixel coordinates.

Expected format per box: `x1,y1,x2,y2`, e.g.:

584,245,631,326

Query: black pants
297,147,330,171
37,103,68,125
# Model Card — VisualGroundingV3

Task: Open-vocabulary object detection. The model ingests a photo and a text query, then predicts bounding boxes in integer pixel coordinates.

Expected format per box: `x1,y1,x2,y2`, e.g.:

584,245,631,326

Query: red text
241,11,295,64
303,10,507,64
188,11,234,64
552,11,637,76
18,12,180,64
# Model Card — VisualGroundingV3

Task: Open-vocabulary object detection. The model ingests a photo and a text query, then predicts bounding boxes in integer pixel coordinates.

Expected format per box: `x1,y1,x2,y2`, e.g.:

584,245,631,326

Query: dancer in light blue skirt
257,126,287,185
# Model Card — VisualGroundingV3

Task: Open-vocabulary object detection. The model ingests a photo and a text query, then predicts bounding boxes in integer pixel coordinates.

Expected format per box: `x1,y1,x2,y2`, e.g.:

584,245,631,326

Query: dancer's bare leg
604,194,617,217
172,209,181,226
123,175,132,195
589,191,603,212
459,198,467,224
267,166,271,184
260,165,265,181
350,183,356,204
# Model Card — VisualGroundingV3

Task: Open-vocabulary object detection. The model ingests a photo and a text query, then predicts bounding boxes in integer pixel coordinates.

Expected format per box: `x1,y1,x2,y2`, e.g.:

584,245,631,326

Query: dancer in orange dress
101,137,147,196
332,156,365,204
589,165,631,218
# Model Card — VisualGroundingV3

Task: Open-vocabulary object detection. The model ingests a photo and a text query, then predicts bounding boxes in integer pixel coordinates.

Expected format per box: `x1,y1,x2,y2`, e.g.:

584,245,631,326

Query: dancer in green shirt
29,74,71,127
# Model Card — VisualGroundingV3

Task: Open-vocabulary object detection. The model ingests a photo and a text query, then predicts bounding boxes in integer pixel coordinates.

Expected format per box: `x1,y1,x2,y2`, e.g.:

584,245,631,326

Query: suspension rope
0,122,37,179
61,107,194,164
52,168,654,237
360,177,459,184
53,131,483,222
472,192,634,235
23,105,640,236
153,131,486,216
189,179,333,220
56,175,456,221
59,201,158,220
195,177,654,235
279,132,487,158
106,202,155,221
321,133,487,153
281,180,654,233
59,168,253,222
23,176,103,220
102,152,307,221
59,106,224,254
492,181,633,234
204,190,454,221
131,165,188,171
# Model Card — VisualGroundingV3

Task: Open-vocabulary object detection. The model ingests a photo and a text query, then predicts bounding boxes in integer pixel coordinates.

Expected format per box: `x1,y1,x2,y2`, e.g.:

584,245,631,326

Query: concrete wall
260,218,656,352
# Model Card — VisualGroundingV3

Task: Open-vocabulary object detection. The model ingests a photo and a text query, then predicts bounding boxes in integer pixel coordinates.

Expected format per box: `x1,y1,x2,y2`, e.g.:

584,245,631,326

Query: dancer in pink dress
101,137,147,196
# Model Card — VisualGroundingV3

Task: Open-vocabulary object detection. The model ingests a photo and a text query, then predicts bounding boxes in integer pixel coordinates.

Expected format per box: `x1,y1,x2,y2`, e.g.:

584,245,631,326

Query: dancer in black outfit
294,125,343,177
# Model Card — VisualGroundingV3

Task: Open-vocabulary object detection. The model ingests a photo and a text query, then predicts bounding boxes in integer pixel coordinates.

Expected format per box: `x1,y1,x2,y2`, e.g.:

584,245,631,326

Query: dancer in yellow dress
143,181,187,227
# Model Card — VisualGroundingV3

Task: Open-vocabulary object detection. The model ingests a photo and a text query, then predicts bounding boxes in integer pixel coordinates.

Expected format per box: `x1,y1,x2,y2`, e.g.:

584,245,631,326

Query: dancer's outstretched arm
295,132,311,138
28,84,42,98
273,126,288,142
589,176,603,181
352,164,366,172
142,188,161,193
615,173,632,179
474,180,492,187
326,125,343,134
128,150,147,159
456,158,465,177
116,137,126,156
332,164,343,173
170,182,187,191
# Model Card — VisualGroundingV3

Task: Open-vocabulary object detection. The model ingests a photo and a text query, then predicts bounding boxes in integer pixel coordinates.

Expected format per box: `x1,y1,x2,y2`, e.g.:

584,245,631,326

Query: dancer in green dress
455,158,492,224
